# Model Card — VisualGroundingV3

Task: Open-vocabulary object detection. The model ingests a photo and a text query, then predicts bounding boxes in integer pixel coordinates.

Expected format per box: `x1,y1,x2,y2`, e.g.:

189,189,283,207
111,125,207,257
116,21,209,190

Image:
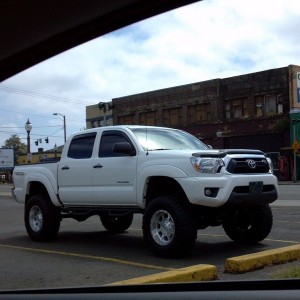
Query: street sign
0,148,14,170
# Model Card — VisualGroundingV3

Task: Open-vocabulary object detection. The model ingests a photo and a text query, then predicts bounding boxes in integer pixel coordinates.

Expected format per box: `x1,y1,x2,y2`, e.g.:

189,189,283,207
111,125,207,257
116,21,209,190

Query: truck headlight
266,157,274,174
190,157,224,173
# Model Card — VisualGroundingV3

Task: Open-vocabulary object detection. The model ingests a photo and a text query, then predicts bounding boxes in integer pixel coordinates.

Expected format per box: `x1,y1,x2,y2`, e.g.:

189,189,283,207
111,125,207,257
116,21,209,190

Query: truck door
92,130,138,205
58,132,96,205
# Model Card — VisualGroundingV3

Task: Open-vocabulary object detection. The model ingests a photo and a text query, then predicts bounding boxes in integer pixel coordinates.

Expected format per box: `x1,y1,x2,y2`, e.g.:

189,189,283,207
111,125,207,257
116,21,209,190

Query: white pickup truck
12,125,278,258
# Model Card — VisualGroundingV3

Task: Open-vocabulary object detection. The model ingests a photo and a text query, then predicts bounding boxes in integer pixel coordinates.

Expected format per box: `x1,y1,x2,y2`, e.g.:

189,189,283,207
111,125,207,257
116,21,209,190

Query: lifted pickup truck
12,126,278,258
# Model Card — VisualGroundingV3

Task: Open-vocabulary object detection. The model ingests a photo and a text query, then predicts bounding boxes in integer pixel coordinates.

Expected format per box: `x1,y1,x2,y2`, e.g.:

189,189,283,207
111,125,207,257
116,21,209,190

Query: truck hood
192,149,265,158
146,148,265,158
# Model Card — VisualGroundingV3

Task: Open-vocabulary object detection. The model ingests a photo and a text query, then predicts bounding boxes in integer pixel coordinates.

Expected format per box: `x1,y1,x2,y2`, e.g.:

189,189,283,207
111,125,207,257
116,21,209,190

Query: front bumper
177,173,278,208
225,185,277,207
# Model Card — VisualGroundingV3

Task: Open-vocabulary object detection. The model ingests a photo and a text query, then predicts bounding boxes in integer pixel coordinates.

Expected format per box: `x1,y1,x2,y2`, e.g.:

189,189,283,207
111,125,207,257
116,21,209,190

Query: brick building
112,65,300,154
86,65,300,179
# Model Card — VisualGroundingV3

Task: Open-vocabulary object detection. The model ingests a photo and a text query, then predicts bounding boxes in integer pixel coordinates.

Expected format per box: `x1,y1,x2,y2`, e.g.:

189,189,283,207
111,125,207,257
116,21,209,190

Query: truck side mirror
113,142,136,156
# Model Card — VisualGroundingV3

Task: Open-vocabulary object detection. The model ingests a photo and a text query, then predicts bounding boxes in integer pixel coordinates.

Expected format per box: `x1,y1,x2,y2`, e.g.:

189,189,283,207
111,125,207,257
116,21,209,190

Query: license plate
249,181,263,194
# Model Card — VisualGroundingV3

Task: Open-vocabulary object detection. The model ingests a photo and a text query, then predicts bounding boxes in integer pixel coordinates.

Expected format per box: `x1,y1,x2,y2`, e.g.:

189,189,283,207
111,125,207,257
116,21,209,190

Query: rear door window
67,132,96,159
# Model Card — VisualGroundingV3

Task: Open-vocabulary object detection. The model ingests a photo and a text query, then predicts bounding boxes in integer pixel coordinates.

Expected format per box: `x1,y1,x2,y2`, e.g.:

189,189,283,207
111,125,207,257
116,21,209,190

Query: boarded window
118,114,134,125
232,100,242,119
255,96,263,117
224,99,244,120
162,108,181,127
255,94,281,117
139,111,157,125
225,102,231,120
265,95,277,115
188,103,211,123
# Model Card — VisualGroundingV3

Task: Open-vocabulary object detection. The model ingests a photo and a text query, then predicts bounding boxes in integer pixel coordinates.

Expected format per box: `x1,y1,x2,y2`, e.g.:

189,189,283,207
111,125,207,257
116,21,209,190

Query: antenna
146,126,149,156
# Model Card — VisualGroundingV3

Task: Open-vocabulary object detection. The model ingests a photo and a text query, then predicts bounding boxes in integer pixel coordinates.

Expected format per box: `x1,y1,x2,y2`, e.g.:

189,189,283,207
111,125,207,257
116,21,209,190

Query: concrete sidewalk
271,200,300,207
278,181,299,185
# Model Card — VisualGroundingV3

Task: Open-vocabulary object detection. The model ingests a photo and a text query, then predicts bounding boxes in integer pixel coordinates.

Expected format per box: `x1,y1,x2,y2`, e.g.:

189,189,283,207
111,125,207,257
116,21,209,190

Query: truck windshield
130,128,209,151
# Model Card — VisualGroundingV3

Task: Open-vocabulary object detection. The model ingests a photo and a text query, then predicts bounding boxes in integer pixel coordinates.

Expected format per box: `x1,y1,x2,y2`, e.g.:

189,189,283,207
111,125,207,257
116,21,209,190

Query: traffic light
98,102,106,112
45,137,49,143
35,140,38,146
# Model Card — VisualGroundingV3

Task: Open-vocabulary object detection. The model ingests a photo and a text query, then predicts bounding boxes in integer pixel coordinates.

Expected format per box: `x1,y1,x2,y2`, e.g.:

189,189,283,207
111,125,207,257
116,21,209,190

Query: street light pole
54,143,57,157
24,119,32,163
53,113,66,143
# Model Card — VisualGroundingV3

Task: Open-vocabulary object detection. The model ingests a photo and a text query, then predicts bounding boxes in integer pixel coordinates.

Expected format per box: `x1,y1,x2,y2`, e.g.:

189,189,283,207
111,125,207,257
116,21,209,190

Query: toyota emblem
247,159,256,169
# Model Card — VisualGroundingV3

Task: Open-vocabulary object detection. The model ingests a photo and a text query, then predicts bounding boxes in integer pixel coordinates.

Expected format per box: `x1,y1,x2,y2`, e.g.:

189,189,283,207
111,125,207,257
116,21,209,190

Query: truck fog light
205,188,212,196
204,188,219,198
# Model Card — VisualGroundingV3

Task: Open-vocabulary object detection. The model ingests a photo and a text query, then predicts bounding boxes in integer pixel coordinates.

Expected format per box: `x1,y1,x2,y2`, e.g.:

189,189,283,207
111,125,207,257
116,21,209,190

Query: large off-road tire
25,194,61,242
143,195,197,258
222,205,273,243
100,213,133,233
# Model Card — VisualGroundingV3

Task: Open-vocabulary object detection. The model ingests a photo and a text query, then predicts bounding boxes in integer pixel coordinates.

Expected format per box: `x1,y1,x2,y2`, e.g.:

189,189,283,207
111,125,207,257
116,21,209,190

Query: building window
265,95,277,115
225,102,231,120
232,100,242,119
139,111,157,125
162,108,181,127
224,99,243,120
255,94,283,117
188,103,211,124
255,96,263,117
91,120,99,128
277,94,283,114
118,114,134,125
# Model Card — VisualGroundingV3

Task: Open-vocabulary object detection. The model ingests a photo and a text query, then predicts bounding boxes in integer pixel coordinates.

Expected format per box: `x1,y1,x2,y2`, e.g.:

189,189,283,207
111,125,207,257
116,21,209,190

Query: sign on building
0,148,14,170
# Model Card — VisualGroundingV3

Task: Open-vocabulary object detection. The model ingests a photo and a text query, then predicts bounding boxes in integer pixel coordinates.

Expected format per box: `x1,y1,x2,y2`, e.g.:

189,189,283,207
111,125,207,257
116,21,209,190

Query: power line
0,108,85,123
48,128,65,138
0,85,96,106
0,108,55,119
0,130,62,138
0,125,61,129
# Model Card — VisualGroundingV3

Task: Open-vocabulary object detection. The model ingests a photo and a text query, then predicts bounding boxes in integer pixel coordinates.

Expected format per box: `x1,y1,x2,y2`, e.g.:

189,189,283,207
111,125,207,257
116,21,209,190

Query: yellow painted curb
108,264,217,285
225,244,300,274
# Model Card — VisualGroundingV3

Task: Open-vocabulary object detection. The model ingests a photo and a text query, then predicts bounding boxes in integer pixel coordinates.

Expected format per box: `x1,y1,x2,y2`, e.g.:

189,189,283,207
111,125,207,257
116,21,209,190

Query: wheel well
145,176,188,206
25,181,48,204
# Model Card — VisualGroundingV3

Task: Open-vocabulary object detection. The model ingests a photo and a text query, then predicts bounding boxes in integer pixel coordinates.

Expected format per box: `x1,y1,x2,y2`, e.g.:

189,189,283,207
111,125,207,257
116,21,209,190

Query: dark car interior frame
0,0,299,298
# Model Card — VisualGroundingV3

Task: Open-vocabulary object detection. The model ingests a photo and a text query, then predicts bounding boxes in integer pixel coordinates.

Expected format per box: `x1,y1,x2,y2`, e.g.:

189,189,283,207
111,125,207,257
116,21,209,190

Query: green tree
2,134,27,163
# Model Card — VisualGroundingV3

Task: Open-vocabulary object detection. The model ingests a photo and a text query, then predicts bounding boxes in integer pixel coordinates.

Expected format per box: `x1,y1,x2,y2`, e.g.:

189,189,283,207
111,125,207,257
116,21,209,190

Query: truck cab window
67,133,96,159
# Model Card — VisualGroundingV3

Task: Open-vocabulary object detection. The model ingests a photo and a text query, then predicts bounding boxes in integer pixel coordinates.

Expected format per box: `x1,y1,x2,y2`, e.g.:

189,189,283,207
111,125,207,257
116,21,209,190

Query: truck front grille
227,157,270,174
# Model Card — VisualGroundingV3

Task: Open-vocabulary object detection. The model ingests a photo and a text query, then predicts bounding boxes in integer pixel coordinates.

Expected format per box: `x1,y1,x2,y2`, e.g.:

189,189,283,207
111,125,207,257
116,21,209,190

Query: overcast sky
1,0,300,152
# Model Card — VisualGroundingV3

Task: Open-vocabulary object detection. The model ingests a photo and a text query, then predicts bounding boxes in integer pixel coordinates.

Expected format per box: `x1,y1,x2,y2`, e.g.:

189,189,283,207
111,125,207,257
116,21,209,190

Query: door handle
93,164,103,168
61,166,70,170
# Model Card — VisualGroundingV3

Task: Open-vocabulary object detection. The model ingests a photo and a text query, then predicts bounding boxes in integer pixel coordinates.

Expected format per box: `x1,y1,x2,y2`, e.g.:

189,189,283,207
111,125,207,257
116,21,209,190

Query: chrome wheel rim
29,205,43,232
150,210,175,246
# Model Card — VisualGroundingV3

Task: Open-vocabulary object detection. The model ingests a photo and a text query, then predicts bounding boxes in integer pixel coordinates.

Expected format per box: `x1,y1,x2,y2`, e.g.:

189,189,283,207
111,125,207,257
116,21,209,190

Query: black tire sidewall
25,194,60,242
222,205,273,243
143,195,197,258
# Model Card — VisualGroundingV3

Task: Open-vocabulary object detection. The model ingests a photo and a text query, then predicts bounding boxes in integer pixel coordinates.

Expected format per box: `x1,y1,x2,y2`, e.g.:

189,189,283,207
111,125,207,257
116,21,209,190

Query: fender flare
137,165,188,208
25,172,61,207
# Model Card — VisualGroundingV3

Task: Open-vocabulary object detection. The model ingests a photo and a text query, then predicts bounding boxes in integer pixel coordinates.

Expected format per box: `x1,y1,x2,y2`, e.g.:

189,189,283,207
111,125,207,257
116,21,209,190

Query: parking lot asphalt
0,183,299,290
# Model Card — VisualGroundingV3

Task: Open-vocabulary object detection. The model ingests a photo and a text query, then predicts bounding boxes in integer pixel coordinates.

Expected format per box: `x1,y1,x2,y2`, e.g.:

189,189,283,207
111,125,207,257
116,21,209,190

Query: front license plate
249,181,263,194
